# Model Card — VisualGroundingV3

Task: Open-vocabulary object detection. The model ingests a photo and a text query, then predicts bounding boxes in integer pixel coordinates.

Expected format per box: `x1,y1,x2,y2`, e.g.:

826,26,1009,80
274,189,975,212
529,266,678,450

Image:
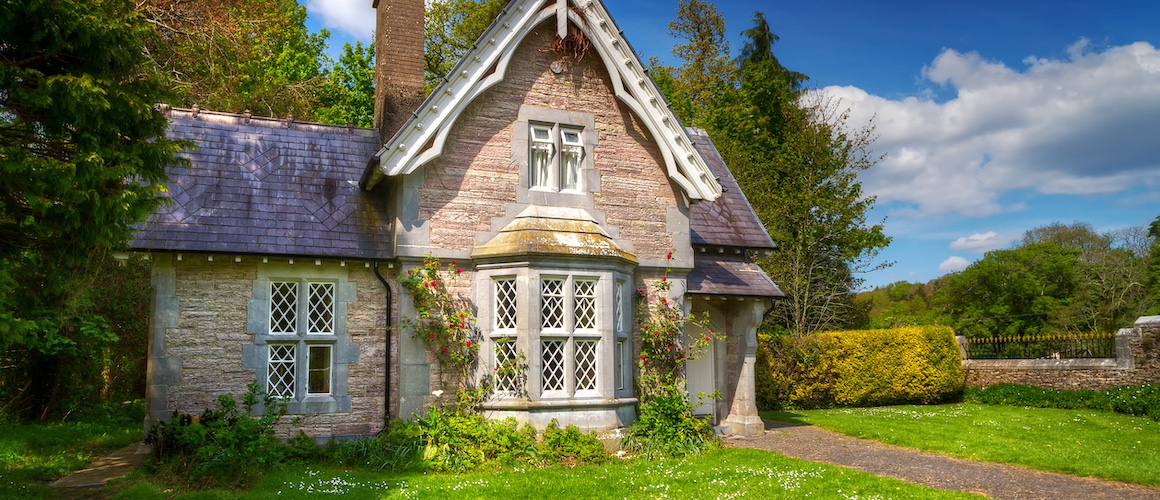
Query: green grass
106,448,982,499
763,403,1160,486
0,401,145,498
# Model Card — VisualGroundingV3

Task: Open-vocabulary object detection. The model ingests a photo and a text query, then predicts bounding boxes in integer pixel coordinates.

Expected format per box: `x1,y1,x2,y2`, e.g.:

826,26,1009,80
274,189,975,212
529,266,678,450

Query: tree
1016,221,1153,331
316,41,376,128
1149,215,1160,314
938,244,1086,339
138,0,330,119
660,7,890,335
1,0,183,417
1019,221,1112,264
424,0,510,95
664,0,734,126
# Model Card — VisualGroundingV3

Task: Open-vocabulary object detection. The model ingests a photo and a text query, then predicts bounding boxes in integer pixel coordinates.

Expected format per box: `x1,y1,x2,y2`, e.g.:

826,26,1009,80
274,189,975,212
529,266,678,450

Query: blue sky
303,1,1160,289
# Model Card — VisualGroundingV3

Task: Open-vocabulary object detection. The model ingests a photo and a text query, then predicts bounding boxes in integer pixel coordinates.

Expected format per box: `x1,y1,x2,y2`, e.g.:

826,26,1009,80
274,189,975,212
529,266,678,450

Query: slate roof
688,128,775,250
687,253,784,298
130,108,393,260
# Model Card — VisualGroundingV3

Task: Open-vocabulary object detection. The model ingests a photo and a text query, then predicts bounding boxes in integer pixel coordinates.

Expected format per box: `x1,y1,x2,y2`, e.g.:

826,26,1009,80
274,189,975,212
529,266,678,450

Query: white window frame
476,265,633,406
527,122,586,193
265,279,337,402
538,275,600,399
614,280,630,394
307,344,333,396
491,277,521,396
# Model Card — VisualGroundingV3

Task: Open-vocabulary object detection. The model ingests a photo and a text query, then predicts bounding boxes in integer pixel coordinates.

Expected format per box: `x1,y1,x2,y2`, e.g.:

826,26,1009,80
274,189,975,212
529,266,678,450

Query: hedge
757,326,965,409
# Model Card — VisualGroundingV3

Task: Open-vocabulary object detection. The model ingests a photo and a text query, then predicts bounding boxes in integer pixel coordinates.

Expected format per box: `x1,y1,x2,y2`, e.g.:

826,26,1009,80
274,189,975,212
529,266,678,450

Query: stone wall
147,255,390,439
413,22,679,262
962,316,1160,390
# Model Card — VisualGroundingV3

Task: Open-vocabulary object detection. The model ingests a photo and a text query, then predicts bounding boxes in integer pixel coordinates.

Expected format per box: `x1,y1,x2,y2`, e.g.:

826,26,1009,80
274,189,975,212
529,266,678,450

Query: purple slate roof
687,253,784,298
687,128,775,250
130,108,393,260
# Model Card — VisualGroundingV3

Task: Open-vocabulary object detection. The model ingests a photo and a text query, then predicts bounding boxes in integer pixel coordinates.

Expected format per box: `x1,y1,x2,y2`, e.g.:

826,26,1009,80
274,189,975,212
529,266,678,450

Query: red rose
456,267,463,274
429,333,435,339
465,340,472,347
661,276,667,282
666,251,673,260
441,348,447,353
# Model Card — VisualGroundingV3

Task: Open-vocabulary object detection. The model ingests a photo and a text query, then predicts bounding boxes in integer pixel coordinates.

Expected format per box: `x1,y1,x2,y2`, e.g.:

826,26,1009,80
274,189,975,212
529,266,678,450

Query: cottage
133,0,782,440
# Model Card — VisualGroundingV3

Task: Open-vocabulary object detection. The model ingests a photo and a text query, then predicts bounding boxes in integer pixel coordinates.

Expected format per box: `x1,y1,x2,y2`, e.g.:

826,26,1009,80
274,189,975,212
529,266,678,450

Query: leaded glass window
541,340,565,392
495,279,517,330
265,279,338,402
574,279,596,330
575,340,597,392
270,282,298,334
267,344,296,399
541,279,565,329
307,283,335,334
494,339,518,393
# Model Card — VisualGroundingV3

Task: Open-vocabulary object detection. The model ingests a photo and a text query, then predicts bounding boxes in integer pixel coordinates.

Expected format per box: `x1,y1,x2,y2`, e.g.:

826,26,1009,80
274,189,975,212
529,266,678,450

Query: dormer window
530,124,585,192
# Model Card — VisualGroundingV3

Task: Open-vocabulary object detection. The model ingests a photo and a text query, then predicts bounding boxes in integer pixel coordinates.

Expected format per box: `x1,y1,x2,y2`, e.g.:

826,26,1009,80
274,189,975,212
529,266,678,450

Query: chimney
373,0,426,145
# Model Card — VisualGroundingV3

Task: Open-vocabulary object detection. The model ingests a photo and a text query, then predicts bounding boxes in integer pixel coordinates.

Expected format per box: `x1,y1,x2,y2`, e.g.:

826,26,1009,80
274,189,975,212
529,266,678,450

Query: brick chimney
373,0,426,145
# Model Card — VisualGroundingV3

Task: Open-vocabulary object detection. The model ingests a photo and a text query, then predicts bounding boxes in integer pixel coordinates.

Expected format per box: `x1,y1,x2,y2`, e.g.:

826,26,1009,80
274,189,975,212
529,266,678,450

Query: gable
364,0,723,203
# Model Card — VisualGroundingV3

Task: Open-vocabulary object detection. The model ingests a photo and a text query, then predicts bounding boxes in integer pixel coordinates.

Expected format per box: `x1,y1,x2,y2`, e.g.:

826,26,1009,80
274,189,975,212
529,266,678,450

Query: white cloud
948,231,1013,253
306,0,376,40
939,256,970,273
819,41,1160,218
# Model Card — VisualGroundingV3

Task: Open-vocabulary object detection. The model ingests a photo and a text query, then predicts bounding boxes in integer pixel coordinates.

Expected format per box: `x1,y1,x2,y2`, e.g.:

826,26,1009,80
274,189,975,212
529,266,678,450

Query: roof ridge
158,105,379,136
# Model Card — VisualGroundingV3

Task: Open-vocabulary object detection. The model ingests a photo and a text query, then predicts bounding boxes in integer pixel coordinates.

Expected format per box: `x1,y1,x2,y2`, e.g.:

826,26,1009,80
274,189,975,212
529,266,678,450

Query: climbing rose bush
399,257,479,387
626,251,721,457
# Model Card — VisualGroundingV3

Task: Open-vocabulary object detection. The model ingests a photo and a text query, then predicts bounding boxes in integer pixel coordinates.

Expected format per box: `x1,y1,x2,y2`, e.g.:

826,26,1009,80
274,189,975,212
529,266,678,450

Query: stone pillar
144,254,181,435
723,299,767,437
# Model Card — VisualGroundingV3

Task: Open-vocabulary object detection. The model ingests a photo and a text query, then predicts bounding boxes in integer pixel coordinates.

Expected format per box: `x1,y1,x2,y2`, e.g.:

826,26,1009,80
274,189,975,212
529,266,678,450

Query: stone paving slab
725,421,1160,500
50,442,150,490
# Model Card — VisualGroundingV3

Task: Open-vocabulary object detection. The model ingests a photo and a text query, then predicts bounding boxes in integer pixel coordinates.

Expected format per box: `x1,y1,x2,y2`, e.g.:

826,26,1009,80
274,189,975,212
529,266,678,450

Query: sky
302,0,1160,290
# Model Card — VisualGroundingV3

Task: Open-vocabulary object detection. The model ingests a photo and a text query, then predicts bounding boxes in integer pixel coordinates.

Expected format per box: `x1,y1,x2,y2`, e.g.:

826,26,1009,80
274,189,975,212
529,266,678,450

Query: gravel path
725,421,1160,500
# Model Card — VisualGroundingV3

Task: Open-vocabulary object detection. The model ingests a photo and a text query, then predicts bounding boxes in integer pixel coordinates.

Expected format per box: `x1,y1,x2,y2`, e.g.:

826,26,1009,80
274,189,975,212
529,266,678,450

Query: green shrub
964,383,1160,420
623,381,717,459
536,420,607,466
145,382,287,487
338,406,607,473
757,326,965,409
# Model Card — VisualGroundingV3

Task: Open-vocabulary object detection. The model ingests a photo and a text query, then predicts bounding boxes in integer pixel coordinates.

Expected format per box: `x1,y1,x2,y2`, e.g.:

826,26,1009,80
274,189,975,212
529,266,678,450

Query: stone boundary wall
960,316,1160,391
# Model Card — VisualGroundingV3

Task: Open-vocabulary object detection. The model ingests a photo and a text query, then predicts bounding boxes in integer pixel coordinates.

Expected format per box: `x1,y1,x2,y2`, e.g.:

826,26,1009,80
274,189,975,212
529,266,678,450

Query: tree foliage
865,220,1158,338
316,41,376,128
0,0,183,418
659,4,890,336
424,0,510,95
937,244,1086,338
1148,215,1160,314
138,0,329,119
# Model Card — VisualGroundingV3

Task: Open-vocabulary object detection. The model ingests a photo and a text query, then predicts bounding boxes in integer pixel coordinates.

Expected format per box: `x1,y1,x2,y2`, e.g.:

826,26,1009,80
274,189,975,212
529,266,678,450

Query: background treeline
857,220,1160,337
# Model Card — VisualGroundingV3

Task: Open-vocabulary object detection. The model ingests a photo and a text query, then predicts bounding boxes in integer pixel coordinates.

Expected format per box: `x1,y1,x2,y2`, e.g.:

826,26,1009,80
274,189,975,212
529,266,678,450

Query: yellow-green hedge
756,326,965,409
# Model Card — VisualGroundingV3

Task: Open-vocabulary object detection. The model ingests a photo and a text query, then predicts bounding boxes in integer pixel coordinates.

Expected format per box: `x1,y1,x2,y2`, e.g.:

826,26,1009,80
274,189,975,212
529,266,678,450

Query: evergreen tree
0,0,183,417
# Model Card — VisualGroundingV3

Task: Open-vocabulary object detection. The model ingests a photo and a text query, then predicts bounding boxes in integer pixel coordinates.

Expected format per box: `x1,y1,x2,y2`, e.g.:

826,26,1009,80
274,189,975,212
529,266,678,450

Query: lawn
0,402,144,499
763,403,1160,486
107,448,982,499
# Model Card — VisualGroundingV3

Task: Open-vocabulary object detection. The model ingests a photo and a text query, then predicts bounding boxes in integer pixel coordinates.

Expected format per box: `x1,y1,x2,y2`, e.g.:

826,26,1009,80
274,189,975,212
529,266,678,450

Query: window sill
481,397,638,411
